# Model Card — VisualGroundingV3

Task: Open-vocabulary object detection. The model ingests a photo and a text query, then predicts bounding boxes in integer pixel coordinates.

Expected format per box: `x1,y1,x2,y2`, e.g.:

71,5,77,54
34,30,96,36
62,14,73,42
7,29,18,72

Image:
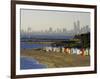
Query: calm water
20,57,46,69
21,35,74,39
21,43,49,49
21,35,73,49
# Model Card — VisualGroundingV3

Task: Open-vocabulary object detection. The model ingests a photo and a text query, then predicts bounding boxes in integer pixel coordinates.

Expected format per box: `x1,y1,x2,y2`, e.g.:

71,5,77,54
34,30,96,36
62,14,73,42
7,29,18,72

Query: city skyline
21,20,90,36
21,9,90,32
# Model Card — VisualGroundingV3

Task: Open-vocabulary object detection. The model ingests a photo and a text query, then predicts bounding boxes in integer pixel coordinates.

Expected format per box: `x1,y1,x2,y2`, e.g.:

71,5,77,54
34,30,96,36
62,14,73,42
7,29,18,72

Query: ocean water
21,35,73,49
21,43,49,49
21,35,74,40
20,57,46,69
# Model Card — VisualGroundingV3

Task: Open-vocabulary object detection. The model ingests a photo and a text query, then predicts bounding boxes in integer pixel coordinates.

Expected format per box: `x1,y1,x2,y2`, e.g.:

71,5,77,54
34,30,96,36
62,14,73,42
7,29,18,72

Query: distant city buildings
21,20,90,36
73,20,90,35
74,20,80,35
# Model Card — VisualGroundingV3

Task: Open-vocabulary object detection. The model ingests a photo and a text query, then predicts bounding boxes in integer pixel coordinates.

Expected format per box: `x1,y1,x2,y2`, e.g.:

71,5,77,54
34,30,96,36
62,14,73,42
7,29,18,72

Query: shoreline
20,56,48,69
21,49,90,68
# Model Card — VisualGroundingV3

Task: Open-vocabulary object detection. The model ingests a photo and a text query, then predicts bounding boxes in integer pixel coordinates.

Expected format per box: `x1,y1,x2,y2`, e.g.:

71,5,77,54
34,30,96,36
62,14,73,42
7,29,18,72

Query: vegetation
21,32,90,48
74,32,90,48
51,32,90,48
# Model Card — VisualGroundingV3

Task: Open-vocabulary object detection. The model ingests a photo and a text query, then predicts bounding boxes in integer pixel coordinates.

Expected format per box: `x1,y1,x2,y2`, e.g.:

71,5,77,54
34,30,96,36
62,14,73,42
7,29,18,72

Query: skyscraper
74,20,80,35
74,21,77,35
48,27,53,32
77,20,80,34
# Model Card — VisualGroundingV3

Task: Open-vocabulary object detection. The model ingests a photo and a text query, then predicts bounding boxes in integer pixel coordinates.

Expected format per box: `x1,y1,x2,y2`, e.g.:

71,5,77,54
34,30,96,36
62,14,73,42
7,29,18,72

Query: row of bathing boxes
43,47,90,56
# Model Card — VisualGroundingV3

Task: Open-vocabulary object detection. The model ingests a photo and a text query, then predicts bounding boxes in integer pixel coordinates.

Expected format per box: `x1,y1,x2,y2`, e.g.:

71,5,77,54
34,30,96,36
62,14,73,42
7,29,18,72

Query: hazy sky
20,9,90,31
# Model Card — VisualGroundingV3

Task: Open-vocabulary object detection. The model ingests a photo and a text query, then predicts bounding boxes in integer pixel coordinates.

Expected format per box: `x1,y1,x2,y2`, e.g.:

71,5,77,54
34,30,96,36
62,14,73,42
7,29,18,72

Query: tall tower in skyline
27,27,32,33
74,21,77,35
74,20,80,35
48,27,53,32
77,20,80,34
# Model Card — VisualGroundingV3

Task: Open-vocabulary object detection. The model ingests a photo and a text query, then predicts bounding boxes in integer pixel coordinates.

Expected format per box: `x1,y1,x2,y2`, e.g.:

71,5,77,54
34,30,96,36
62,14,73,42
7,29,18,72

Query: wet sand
21,49,90,68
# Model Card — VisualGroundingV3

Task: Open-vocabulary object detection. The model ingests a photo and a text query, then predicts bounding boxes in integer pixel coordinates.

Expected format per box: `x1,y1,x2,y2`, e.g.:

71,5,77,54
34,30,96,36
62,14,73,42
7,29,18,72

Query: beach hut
73,48,78,54
80,48,85,56
84,48,90,56
52,47,60,52
44,47,52,52
76,48,81,55
52,47,57,52
56,47,60,52
64,48,71,54
61,47,65,53
52,47,56,52
70,48,76,54
79,50,82,55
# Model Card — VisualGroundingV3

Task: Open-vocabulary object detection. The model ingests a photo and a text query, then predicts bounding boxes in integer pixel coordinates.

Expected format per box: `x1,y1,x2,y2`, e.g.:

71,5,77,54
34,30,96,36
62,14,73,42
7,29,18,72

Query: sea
20,35,73,69
21,35,74,49
20,56,46,69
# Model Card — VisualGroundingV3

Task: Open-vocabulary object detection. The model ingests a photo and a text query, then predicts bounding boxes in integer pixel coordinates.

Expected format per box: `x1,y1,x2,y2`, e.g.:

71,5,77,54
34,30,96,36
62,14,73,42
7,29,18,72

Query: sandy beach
21,49,90,68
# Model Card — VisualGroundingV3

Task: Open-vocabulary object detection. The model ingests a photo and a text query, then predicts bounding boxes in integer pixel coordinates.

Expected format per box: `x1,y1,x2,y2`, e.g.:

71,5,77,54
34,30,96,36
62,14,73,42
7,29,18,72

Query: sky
20,9,90,31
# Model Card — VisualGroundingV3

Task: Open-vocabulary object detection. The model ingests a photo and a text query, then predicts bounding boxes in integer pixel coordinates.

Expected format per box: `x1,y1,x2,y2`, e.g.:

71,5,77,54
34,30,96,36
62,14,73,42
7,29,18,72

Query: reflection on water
20,56,46,69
